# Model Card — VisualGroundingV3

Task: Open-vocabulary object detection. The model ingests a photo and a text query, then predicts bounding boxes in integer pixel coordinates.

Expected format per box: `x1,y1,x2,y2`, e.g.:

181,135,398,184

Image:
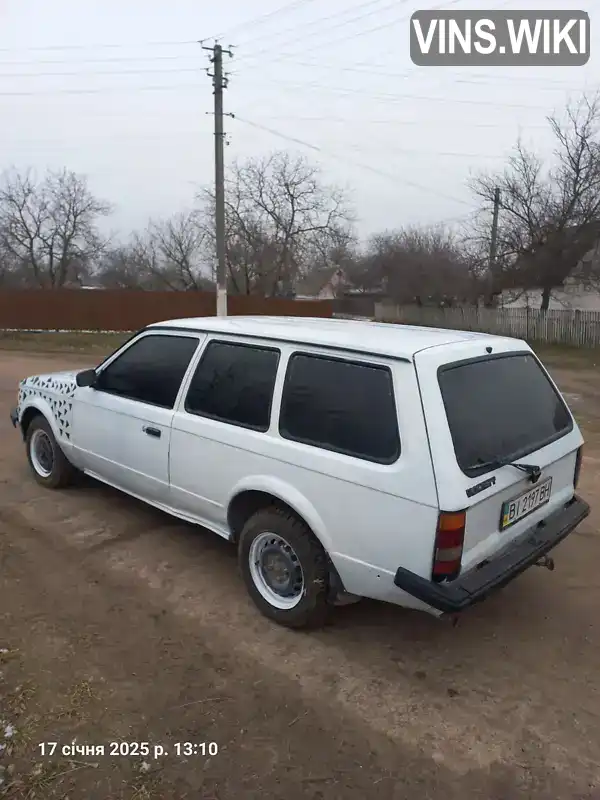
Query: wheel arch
227,477,333,554
19,399,59,441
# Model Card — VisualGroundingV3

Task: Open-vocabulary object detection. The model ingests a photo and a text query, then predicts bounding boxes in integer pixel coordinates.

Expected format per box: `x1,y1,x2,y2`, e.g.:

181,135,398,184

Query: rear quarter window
438,352,573,476
279,352,400,464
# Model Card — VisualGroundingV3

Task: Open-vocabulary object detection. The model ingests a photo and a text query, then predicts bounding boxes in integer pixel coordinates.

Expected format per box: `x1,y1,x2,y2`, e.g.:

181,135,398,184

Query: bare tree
200,151,354,295
0,239,20,286
145,211,211,290
95,245,148,289
470,93,600,309
0,168,111,288
96,211,213,291
354,225,475,306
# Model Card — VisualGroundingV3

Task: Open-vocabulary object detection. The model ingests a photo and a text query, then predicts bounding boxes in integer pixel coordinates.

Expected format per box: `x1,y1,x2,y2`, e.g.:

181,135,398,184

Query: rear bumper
394,495,590,614
10,407,18,428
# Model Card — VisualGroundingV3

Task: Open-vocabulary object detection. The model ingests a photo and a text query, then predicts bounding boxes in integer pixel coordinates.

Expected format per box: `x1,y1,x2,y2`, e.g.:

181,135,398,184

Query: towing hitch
535,555,555,571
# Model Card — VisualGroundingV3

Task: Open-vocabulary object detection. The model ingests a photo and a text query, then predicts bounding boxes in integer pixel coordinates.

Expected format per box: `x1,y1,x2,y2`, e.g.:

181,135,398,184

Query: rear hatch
414,337,584,575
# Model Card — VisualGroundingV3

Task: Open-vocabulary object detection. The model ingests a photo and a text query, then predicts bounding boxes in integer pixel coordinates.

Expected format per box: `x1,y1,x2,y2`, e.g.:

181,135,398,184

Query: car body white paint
14,316,585,618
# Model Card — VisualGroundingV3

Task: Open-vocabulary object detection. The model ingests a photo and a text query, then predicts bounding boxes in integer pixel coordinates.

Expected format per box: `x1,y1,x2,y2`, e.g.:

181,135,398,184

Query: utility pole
204,41,232,317
489,187,501,268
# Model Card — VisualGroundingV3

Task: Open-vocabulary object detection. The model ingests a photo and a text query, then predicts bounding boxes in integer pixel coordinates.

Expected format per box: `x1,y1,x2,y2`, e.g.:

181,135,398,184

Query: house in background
498,241,600,311
294,267,346,300
498,282,600,311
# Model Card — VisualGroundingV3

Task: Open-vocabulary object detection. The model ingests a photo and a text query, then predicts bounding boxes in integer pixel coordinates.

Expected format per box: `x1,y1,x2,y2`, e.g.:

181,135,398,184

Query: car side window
279,352,400,463
95,334,199,409
185,340,280,431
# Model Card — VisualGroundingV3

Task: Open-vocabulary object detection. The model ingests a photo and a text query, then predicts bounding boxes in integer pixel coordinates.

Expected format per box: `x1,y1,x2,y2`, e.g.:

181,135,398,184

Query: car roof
147,315,515,361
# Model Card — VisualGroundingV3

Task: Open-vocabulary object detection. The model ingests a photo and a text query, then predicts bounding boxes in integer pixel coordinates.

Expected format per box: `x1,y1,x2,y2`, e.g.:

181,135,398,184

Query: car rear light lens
574,446,583,490
432,511,466,582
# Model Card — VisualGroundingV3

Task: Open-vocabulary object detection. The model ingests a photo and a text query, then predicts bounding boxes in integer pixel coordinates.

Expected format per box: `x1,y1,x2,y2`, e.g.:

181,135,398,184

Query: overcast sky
1,0,597,242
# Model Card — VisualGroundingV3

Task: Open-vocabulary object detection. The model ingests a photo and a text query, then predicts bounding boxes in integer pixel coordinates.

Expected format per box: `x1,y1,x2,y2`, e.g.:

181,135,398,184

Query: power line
0,39,198,53
1,64,591,99
258,13,429,62
342,143,506,160
0,66,205,79
237,58,595,90
0,54,203,66
260,0,533,69
233,115,473,207
365,0,526,61
206,0,321,43
236,0,396,52
240,113,551,130
0,0,396,58
2,58,583,96
0,83,203,97
0,129,506,160
240,79,562,111
0,131,212,147
0,74,568,115
0,75,559,111
234,0,405,64
0,106,549,129
238,0,460,64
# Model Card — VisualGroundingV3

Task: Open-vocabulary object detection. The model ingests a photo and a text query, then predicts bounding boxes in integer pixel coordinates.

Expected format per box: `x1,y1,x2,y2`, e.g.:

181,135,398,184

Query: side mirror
76,368,98,388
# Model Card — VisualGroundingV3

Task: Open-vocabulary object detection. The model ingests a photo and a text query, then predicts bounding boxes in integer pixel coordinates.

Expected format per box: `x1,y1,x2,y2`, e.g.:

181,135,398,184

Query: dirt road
1,349,600,799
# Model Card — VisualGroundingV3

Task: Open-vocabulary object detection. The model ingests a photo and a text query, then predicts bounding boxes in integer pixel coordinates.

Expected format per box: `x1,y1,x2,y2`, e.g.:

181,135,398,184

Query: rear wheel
25,415,75,489
238,507,331,629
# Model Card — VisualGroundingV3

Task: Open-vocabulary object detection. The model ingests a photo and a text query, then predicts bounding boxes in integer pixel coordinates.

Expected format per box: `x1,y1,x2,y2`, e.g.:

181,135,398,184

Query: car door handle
143,426,161,439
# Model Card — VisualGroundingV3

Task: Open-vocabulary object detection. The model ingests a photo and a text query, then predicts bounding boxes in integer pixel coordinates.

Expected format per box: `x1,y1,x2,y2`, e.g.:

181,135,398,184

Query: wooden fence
0,290,334,332
374,303,600,347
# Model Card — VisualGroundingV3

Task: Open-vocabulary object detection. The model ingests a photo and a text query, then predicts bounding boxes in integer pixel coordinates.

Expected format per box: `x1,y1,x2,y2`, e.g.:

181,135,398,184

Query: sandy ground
1,346,600,799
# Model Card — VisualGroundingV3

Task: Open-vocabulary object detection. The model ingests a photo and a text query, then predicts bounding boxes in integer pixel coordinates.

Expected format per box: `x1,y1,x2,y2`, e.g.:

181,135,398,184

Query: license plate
500,477,552,531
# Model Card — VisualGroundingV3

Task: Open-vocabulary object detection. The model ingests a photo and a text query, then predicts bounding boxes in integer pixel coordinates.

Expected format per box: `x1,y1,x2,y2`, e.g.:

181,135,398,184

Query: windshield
438,352,573,477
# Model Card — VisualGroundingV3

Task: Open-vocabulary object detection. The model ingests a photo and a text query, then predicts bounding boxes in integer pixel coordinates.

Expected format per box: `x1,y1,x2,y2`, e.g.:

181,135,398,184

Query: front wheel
238,507,331,629
26,415,75,489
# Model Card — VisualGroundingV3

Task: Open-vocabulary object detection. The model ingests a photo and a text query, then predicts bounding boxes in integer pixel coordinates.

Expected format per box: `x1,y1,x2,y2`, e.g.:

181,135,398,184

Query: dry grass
51,679,99,723
531,342,600,367
0,659,151,799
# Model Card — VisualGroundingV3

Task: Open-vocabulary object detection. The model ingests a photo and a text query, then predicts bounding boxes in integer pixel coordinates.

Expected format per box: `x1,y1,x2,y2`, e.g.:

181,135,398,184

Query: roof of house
148,315,508,361
294,268,343,298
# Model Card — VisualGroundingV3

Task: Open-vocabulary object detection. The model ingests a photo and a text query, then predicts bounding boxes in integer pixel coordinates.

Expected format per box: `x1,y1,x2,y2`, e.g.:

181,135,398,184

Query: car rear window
438,352,573,476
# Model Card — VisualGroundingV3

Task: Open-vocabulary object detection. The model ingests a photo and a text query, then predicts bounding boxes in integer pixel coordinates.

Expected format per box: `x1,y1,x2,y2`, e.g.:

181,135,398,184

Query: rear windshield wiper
467,457,541,480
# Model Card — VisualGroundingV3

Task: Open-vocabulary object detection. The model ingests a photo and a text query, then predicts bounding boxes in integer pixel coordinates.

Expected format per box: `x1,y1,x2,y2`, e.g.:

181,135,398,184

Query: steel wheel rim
248,531,304,610
30,429,54,478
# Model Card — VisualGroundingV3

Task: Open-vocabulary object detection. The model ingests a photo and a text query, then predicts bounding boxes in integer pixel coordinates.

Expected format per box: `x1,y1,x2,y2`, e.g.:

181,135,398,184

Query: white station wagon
10,316,590,628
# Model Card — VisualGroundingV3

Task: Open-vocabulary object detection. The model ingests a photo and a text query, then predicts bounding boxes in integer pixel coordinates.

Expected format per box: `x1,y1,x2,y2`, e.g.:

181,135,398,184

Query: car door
169,338,281,531
71,331,202,503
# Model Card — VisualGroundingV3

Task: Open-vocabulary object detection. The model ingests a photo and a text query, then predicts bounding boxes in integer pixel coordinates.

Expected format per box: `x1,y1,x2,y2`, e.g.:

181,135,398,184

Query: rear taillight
432,511,466,583
574,446,583,490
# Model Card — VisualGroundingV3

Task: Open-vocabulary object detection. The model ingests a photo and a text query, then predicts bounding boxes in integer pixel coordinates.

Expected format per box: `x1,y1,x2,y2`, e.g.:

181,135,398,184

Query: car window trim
94,331,202,410
278,350,401,465
183,338,282,432
95,329,200,373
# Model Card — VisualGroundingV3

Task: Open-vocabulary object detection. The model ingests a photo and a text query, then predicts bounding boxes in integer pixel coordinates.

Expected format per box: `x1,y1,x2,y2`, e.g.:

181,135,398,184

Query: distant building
294,268,346,300
498,240,600,311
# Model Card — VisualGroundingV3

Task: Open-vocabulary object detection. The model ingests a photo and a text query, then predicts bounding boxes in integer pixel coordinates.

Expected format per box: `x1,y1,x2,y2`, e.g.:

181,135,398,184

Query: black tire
25,415,75,489
238,507,332,629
